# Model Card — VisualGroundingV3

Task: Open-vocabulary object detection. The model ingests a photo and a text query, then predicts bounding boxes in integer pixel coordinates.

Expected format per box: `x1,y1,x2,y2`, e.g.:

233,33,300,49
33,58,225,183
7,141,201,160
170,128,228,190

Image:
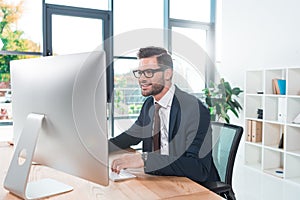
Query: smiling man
109,46,220,185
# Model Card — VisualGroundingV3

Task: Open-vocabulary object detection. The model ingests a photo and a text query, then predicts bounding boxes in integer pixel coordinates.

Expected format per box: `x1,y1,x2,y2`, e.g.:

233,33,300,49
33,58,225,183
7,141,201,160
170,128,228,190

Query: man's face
137,57,165,97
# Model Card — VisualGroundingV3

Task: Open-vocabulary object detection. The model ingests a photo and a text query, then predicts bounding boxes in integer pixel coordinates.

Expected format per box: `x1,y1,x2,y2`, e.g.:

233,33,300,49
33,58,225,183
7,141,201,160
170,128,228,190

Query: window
111,0,216,136
0,0,43,76
0,0,42,126
112,0,164,136
172,54,205,96
0,0,217,139
170,0,211,22
52,15,103,55
168,0,216,98
113,0,164,54
10,0,43,52
113,58,142,136
45,0,110,10
172,27,207,51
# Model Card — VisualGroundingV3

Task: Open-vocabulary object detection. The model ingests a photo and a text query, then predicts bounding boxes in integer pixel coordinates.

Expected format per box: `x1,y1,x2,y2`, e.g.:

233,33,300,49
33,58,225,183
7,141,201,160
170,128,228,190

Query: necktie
153,103,161,152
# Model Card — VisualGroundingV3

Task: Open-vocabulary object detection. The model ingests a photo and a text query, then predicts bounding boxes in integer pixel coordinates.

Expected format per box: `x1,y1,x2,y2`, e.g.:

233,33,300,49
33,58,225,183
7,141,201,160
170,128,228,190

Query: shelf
285,154,300,181
263,122,284,148
287,68,300,95
245,67,300,185
244,163,262,171
264,96,286,122
264,167,284,178
286,126,300,152
246,93,263,97
245,141,262,147
245,95,263,119
264,120,285,125
264,69,286,95
286,177,300,185
263,149,284,177
287,95,300,99
287,97,300,123
264,94,286,98
264,145,284,153
245,117,262,122
286,150,300,157
245,143,262,168
286,123,300,128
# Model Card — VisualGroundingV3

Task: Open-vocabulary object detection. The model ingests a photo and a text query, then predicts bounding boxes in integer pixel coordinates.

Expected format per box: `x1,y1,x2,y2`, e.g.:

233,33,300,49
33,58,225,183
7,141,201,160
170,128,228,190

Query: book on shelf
251,121,262,142
247,120,252,142
277,79,286,95
272,79,280,94
278,133,284,149
278,97,286,122
272,79,286,95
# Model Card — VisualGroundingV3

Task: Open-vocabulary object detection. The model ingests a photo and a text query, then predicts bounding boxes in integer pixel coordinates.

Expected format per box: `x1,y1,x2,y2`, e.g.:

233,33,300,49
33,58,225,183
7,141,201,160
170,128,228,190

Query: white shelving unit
245,67,300,185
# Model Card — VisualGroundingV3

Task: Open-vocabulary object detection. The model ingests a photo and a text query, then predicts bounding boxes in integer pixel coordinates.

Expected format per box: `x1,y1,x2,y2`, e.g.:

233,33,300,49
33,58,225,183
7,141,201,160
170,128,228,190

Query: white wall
218,0,300,126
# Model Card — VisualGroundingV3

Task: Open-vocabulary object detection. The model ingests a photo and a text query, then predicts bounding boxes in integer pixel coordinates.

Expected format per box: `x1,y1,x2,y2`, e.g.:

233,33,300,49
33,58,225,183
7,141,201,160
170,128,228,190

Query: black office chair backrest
211,122,243,185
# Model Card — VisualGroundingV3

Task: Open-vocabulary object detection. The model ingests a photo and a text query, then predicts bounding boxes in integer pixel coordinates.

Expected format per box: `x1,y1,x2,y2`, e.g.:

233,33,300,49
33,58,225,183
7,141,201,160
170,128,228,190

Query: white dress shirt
154,84,175,155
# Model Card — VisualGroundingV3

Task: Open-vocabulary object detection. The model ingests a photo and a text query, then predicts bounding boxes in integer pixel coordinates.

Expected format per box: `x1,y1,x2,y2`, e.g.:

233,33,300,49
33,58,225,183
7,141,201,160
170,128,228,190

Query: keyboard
109,170,137,182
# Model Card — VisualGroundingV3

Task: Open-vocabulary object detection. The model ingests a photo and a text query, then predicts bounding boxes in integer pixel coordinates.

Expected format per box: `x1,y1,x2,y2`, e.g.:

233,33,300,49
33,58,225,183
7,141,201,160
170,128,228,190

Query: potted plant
202,78,243,123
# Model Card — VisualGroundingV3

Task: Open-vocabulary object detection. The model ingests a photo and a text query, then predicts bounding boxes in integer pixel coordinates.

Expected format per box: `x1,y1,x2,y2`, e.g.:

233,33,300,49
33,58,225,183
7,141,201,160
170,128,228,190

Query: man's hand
111,153,144,174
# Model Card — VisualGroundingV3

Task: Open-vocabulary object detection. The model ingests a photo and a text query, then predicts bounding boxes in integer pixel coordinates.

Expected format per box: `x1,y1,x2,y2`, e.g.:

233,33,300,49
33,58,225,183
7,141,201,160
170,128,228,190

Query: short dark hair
137,46,173,69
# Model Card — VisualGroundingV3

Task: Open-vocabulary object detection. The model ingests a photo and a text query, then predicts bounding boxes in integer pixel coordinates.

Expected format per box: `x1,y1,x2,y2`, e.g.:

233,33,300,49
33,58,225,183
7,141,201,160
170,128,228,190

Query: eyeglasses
132,68,166,78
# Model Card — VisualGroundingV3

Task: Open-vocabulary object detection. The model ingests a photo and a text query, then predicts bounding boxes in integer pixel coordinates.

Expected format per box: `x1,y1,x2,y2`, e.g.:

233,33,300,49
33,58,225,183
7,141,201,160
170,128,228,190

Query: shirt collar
154,84,175,108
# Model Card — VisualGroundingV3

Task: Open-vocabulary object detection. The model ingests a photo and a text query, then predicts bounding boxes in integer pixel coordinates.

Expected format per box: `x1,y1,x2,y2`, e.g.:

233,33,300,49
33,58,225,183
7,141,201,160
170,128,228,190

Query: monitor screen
5,50,108,199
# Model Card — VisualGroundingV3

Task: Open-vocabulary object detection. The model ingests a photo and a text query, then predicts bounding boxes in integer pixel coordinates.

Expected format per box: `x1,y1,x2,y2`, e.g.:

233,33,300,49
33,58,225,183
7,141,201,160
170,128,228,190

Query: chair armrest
202,181,231,193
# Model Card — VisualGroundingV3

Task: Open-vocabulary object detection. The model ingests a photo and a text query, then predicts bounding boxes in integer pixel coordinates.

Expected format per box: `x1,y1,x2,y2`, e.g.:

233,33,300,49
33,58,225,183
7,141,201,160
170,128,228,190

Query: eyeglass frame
132,67,168,78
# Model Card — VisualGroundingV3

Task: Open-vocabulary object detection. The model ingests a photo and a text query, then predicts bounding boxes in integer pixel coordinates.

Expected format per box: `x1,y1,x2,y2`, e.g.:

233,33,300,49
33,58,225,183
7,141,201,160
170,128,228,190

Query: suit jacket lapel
169,88,180,142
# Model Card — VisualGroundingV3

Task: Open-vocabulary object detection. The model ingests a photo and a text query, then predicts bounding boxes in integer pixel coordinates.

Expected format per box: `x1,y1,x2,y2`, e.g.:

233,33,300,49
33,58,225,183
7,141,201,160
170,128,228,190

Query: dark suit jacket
109,86,220,184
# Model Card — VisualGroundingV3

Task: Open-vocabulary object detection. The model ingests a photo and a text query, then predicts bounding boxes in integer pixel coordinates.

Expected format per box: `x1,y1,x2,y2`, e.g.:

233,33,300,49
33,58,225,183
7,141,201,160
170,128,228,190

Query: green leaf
224,81,232,94
215,103,222,115
225,116,230,123
229,107,239,118
232,87,243,96
202,88,210,95
233,99,243,110
227,100,236,109
205,97,213,107
220,109,230,123
202,77,243,123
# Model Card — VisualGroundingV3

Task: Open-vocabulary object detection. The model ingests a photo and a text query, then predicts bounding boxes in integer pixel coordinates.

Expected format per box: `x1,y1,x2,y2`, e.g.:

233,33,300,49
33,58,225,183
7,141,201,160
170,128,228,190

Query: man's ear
164,68,173,81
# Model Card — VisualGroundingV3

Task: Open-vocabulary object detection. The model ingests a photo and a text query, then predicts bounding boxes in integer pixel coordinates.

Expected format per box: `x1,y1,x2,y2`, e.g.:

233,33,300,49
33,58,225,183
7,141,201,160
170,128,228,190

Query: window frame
111,0,217,136
164,0,216,85
0,0,217,135
42,2,113,100
0,0,44,126
42,1,115,135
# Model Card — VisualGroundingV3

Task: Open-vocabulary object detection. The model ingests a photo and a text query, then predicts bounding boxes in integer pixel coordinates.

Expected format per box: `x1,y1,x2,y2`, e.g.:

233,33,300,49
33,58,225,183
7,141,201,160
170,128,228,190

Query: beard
142,83,164,97
140,80,165,97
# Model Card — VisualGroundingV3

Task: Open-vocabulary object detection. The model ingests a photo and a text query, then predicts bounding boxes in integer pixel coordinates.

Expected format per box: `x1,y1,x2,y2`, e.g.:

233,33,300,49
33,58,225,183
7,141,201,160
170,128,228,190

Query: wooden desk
0,142,224,200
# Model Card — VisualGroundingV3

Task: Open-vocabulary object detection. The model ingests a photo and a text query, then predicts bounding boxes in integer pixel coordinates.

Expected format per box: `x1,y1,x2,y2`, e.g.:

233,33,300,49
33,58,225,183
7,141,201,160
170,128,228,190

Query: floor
233,151,300,200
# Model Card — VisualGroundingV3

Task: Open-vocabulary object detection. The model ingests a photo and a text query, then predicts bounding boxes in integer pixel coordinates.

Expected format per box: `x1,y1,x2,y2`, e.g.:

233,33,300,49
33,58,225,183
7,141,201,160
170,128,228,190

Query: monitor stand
4,113,73,199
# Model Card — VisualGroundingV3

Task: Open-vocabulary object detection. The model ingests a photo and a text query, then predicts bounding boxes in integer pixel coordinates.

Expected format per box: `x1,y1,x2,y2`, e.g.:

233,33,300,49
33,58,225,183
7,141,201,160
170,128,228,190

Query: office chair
204,122,243,200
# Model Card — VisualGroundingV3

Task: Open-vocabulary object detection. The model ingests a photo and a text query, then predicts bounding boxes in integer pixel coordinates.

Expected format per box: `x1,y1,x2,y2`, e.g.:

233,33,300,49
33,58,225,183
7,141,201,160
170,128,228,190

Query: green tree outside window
0,0,40,86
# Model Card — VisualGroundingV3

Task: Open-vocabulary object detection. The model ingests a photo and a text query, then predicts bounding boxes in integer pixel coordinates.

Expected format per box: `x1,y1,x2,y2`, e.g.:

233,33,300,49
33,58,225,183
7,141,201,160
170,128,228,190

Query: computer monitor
4,50,108,199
